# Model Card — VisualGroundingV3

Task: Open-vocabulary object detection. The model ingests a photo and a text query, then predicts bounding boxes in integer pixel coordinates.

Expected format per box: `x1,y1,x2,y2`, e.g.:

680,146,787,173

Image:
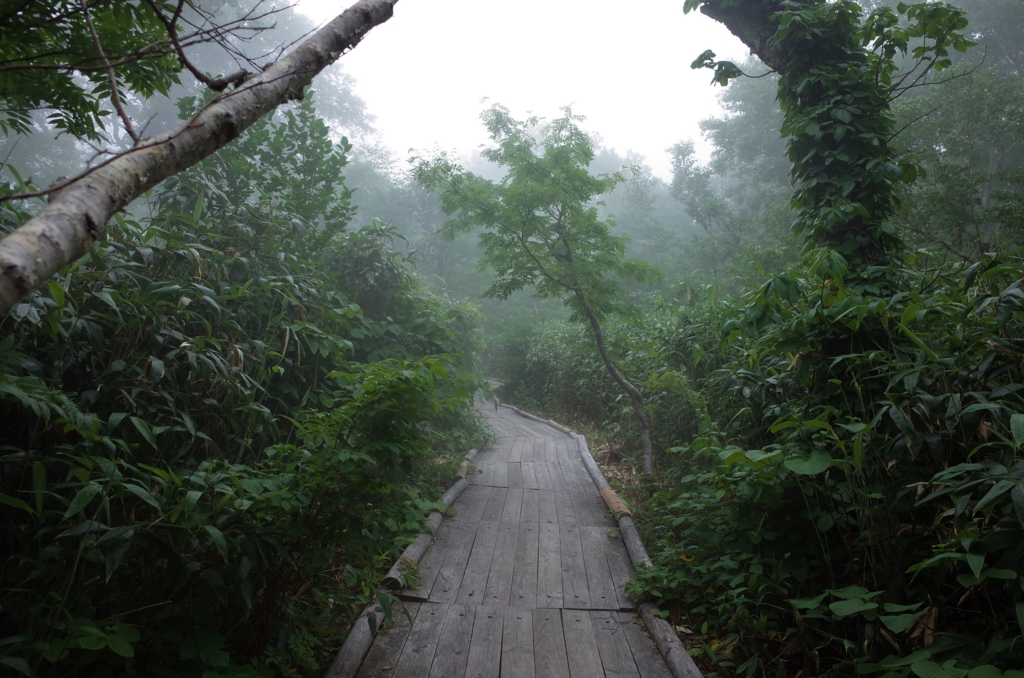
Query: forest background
1,0,1023,676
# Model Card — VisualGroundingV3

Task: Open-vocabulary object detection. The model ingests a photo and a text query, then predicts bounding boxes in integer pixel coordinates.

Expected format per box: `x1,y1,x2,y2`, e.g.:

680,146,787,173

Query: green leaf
1011,414,1024,449
64,483,101,519
0,492,35,515
881,611,925,633
203,525,229,559
784,449,832,475
967,667,1004,678
829,599,877,617
911,659,967,678
106,634,134,657
130,417,157,448
122,483,161,510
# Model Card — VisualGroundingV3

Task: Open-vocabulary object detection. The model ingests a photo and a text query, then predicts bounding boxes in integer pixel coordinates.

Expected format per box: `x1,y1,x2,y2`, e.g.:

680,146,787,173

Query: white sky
297,0,750,179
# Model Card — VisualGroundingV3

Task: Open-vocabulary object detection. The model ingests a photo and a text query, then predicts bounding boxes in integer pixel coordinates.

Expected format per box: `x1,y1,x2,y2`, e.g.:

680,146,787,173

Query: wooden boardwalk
353,405,673,678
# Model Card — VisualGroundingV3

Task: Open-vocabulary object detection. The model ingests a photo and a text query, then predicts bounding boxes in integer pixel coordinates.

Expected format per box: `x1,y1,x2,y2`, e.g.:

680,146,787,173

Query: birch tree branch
0,0,399,314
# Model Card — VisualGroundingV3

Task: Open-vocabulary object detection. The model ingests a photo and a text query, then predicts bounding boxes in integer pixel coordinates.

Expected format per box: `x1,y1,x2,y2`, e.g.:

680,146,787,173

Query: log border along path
325,403,702,678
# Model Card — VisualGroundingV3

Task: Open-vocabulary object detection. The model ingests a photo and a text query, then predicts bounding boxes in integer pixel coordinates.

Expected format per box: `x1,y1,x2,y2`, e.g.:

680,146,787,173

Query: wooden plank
604,529,636,610
508,462,524,489
522,461,539,490
618,612,674,678
559,523,590,608
561,608,605,678
501,608,535,678
454,485,492,522
493,461,510,488
350,603,420,678
483,521,519,606
555,483,577,526
533,609,571,678
391,603,448,678
591,610,641,678
520,489,540,524
536,521,563,609
580,526,617,610
464,605,504,678
480,486,508,522
471,462,495,487
403,521,456,600
534,459,553,491
502,488,525,523
508,438,525,463
511,522,539,608
538,489,558,525
455,521,499,606
430,521,478,604
427,604,476,678
569,490,599,527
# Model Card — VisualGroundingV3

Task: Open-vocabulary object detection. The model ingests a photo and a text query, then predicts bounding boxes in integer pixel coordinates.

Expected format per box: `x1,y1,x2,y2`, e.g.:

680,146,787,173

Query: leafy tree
415,105,663,474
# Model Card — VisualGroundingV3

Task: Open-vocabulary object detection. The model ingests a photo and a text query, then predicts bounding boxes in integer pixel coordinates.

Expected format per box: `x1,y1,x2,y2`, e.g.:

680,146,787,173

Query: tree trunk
698,0,789,74
579,298,655,476
0,0,398,314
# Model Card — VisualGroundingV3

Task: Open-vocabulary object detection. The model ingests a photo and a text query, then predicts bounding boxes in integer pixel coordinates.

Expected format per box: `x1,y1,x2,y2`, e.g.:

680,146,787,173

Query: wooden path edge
322,447,479,678
501,403,704,678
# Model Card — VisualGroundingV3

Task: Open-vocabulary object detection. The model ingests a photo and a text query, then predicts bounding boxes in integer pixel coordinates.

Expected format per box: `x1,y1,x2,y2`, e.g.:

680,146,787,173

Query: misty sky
297,0,752,179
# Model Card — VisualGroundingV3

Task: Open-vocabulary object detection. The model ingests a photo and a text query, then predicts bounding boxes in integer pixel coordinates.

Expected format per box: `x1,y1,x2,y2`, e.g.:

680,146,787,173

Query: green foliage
0,1,183,139
0,98,487,675
414,105,662,323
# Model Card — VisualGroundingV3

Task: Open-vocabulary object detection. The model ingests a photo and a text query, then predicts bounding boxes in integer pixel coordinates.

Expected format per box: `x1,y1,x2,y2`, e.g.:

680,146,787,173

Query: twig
81,0,140,143
143,0,250,91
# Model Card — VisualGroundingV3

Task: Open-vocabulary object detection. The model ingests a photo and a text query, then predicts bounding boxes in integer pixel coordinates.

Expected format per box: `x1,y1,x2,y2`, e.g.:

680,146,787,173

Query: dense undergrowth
491,246,1024,676
0,98,489,676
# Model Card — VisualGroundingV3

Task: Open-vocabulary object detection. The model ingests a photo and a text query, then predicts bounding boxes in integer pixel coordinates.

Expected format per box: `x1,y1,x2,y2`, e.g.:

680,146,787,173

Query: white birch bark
0,0,399,314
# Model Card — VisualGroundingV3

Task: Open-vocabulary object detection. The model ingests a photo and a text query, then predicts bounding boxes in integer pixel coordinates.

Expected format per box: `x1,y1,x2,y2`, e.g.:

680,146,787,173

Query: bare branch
81,0,140,143
0,0,400,314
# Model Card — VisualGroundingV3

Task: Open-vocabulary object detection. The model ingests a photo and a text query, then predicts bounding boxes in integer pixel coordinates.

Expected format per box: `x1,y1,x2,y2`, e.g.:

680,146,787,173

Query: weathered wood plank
580,526,618,610
403,521,456,600
618,612,674,678
354,602,420,678
454,485,492,522
508,462,524,489
430,521,478,604
538,489,558,525
455,520,499,606
502,487,525,524
536,521,563,609
483,521,519,606
427,604,476,678
480,486,508,522
534,459,553,491
471,462,495,487
533,609,571,678
604,528,637,610
464,605,504,678
391,602,448,678
493,461,510,488
559,522,590,608
511,522,539,608
591,610,641,678
501,608,535,678
561,608,605,678
522,461,539,490
520,489,540,524
508,438,525,463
